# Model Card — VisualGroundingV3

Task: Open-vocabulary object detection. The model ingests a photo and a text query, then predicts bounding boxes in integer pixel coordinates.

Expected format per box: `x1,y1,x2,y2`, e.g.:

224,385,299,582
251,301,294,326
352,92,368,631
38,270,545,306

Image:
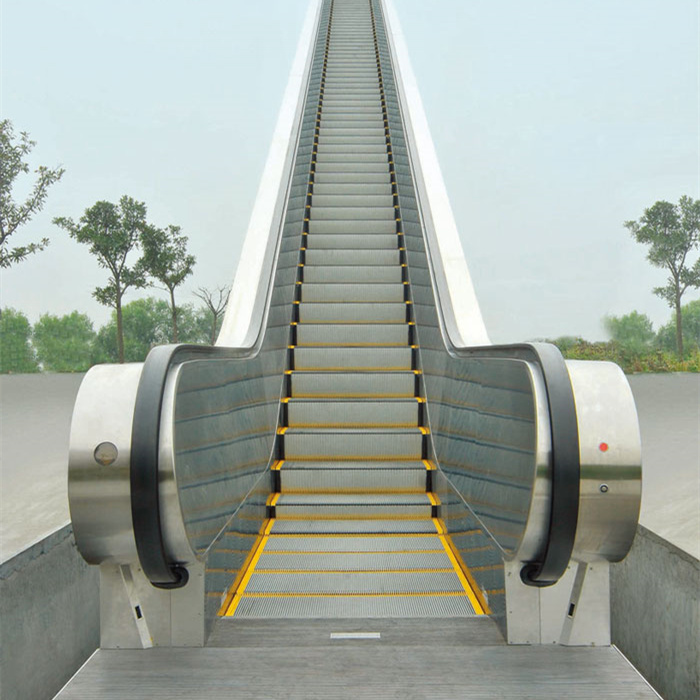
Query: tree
0,308,39,373
94,297,208,363
0,120,64,269
140,224,196,342
656,299,700,354
625,196,700,357
193,285,230,344
33,311,96,372
604,311,655,353
54,196,148,363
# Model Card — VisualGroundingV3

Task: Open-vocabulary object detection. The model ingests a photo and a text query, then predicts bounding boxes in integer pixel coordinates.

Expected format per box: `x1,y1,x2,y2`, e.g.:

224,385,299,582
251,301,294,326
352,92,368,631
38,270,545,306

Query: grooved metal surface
269,519,437,534
256,552,453,572
245,571,463,594
58,645,661,698
281,459,425,470
276,493,431,505
234,595,477,619
298,302,407,322
280,468,425,492
286,399,418,426
264,535,444,552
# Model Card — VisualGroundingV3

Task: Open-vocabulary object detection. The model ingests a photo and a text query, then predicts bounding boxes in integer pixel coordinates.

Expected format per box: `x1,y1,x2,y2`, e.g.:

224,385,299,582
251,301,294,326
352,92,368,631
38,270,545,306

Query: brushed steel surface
68,364,144,564
566,361,642,562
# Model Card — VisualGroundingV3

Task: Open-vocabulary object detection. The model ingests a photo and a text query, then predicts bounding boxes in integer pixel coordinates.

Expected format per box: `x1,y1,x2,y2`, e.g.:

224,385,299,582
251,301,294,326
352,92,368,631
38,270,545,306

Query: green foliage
604,311,655,353
54,195,149,363
32,311,96,372
0,120,65,268
0,308,39,373
548,336,700,373
656,299,700,353
140,224,196,342
94,297,209,363
625,196,700,356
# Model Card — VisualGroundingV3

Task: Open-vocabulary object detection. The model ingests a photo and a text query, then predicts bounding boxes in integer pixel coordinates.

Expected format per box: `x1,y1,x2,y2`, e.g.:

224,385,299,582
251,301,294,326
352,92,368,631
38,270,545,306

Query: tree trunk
211,312,218,345
116,292,125,364
675,294,684,359
170,288,179,343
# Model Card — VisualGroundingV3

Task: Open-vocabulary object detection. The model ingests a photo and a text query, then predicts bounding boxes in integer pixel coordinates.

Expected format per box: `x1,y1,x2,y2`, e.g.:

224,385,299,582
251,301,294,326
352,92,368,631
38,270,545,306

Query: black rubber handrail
130,342,250,588
450,341,580,587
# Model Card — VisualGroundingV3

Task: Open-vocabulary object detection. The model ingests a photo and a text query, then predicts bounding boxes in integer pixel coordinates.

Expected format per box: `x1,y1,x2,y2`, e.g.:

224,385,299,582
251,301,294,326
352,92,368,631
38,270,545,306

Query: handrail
449,342,580,586
130,343,250,588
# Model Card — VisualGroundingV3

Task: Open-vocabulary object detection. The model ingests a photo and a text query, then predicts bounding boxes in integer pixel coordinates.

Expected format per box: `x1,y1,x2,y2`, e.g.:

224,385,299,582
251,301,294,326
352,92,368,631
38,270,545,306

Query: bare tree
193,285,230,344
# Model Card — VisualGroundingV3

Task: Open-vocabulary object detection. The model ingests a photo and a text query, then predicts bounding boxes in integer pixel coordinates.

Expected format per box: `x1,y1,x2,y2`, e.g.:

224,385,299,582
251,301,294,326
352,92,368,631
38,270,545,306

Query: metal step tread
255,551,454,573
275,493,431,505
233,595,478,618
245,571,463,594
282,427,424,436
264,534,442,552
269,519,437,534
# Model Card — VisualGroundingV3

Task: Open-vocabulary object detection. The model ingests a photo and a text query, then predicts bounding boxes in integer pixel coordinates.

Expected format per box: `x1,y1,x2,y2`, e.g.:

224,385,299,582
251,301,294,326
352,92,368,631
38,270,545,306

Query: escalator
219,0,485,620
67,0,641,651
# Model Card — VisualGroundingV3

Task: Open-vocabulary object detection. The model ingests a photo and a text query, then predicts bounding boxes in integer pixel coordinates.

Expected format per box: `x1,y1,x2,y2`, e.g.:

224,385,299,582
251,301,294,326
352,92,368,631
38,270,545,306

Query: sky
1,0,698,344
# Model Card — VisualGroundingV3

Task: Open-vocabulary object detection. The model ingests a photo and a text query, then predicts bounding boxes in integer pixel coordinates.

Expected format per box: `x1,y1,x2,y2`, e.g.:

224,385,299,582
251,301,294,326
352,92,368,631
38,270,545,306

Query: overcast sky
2,0,698,343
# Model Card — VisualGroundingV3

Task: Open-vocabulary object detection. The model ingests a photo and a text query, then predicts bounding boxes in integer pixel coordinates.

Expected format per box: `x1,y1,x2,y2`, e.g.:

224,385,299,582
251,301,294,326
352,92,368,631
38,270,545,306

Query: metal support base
505,560,611,646
99,561,205,648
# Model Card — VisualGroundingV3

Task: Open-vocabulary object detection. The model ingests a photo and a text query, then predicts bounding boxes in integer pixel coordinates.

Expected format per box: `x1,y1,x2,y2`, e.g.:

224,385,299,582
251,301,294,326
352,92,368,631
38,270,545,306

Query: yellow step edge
220,519,275,617
433,517,490,615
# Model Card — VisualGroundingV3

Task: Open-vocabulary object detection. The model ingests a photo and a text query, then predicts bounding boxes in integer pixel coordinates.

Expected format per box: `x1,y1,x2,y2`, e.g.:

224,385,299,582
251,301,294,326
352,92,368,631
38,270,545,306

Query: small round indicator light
599,442,609,453
94,442,118,466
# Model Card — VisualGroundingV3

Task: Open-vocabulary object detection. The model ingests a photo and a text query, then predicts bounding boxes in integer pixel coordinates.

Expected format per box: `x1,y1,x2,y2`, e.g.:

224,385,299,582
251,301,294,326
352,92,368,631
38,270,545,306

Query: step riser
282,433,423,460
297,302,407,323
305,234,399,249
290,374,415,398
310,207,395,220
304,249,399,265
293,347,412,371
275,504,431,518
300,284,405,303
308,220,396,234
303,265,402,283
296,323,408,345
287,400,419,426
280,470,425,492
310,185,393,196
